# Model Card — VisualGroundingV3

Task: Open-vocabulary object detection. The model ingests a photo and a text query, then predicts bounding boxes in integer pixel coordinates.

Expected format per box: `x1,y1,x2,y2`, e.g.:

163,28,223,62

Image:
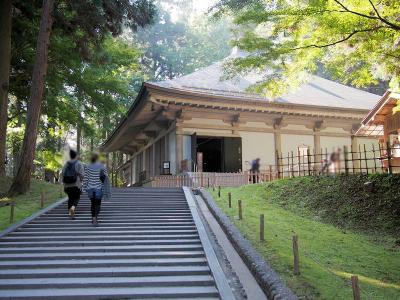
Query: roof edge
145,82,371,113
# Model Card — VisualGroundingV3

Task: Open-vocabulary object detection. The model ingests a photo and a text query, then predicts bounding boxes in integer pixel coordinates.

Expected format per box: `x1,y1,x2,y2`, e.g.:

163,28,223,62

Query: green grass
208,176,400,299
0,177,63,231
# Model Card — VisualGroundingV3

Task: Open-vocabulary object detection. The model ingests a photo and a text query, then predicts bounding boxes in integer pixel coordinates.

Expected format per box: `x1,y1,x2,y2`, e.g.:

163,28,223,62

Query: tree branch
367,0,400,31
290,26,386,51
333,0,400,31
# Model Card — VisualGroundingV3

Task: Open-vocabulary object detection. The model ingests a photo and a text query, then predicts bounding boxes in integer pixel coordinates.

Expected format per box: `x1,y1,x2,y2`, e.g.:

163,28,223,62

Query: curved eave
145,82,371,115
101,83,148,152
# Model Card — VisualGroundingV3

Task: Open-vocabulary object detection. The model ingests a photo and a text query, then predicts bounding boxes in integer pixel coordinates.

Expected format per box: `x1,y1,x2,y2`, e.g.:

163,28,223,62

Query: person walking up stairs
83,153,111,226
61,149,84,219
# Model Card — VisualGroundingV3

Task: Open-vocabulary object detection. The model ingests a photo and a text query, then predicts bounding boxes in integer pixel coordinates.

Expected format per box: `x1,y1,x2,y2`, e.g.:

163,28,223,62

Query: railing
147,142,400,188
150,170,278,188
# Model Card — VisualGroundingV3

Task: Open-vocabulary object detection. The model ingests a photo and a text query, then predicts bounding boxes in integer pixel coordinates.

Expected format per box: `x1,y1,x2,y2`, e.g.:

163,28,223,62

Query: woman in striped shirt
83,153,111,226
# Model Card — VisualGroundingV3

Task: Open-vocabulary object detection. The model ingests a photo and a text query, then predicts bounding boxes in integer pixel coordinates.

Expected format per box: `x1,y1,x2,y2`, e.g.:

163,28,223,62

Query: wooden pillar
351,136,360,170
313,129,321,163
274,123,282,167
152,143,156,177
176,132,183,174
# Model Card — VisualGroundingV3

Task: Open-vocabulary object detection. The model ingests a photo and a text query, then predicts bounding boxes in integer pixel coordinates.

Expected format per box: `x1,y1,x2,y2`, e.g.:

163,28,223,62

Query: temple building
102,51,381,185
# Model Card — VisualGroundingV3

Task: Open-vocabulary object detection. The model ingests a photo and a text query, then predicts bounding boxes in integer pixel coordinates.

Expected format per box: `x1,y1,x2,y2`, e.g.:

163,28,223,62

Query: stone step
0,275,215,289
0,285,219,299
0,250,205,261
11,230,199,237
0,243,204,254
21,224,197,230
1,234,199,241
0,257,207,269
0,239,201,247
0,265,212,279
0,188,232,299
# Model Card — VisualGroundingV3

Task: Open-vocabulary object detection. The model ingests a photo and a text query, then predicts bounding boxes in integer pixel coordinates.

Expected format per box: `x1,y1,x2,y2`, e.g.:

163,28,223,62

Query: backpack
63,161,78,184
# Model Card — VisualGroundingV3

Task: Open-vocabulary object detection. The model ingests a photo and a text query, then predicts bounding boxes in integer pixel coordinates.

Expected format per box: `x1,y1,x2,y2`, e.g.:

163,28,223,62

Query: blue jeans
87,188,103,218
87,188,103,200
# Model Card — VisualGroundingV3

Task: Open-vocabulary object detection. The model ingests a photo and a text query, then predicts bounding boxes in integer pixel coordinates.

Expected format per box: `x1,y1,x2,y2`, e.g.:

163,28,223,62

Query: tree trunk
8,0,55,196
0,0,12,177
12,100,23,176
76,123,81,153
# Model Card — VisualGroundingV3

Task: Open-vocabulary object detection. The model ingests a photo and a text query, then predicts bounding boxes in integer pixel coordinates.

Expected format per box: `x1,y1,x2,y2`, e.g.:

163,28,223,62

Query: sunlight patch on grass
333,270,400,290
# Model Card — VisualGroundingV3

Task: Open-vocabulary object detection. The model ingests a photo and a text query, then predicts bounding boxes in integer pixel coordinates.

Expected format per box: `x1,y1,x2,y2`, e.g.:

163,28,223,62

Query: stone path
0,188,234,299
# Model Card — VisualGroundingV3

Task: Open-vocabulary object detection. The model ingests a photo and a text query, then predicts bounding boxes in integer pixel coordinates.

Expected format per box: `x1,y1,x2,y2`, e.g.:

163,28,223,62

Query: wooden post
207,177,210,188
292,235,300,275
372,144,377,173
259,214,264,241
269,165,272,181
387,141,393,174
344,146,349,175
238,200,242,220
297,149,301,176
9,202,15,223
363,144,369,175
290,151,294,178
228,192,232,208
218,186,221,197
276,150,281,179
351,147,355,174
358,144,362,173
351,275,361,300
40,191,45,208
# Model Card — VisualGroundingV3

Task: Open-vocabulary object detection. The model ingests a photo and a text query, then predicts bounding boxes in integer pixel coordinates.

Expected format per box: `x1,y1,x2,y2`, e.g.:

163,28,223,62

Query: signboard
162,161,170,175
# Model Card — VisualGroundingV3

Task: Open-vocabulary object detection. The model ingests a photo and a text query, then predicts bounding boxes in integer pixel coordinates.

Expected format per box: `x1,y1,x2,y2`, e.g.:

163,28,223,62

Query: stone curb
197,188,298,300
0,196,68,238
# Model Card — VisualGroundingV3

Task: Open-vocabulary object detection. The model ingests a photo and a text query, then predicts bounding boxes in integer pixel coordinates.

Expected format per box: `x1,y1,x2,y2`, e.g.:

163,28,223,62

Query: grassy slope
208,174,400,299
0,177,62,231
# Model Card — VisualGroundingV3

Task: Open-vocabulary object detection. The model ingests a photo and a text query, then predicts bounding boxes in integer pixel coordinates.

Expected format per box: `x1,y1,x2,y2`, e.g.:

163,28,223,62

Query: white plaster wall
283,124,312,131
240,131,275,171
281,134,314,155
184,118,226,126
321,126,349,134
168,130,176,174
320,136,351,152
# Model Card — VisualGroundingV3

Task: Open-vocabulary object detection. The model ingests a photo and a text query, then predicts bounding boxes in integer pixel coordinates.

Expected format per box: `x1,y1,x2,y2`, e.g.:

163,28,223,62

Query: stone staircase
0,188,233,299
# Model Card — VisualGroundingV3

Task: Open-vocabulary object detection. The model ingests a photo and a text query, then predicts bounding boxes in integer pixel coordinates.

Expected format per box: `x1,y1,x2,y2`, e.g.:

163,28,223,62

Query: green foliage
134,5,232,80
35,151,63,172
215,0,400,98
0,177,61,230
208,175,400,299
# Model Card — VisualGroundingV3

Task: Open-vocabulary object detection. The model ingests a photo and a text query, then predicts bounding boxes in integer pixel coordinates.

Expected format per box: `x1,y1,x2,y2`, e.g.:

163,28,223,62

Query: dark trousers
64,186,80,209
90,198,102,218
87,188,103,218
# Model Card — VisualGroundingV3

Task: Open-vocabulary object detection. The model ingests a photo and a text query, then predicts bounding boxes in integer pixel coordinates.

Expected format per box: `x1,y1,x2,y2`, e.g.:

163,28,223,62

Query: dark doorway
196,136,242,172
197,137,223,172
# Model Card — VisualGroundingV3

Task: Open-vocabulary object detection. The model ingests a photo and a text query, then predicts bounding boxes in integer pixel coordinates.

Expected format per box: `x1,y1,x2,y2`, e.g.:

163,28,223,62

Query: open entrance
195,136,242,172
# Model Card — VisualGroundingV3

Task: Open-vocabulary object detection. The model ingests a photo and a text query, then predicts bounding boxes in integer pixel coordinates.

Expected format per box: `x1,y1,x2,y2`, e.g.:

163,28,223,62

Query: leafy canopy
214,0,400,98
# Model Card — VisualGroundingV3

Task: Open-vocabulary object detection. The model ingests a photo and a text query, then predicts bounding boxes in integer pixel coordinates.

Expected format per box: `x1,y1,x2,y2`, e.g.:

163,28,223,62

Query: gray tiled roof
150,54,381,110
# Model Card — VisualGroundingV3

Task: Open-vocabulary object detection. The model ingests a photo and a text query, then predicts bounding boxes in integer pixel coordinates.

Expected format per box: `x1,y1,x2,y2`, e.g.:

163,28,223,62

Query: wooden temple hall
101,50,382,186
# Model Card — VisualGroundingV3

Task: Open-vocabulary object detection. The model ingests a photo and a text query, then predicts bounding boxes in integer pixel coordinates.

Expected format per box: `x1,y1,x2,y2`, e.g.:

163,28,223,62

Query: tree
0,0,12,177
135,4,232,80
7,0,156,195
8,0,56,196
214,0,400,98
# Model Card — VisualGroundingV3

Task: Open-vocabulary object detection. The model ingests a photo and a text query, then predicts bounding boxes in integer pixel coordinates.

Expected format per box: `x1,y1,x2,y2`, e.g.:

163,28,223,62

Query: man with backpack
61,149,84,219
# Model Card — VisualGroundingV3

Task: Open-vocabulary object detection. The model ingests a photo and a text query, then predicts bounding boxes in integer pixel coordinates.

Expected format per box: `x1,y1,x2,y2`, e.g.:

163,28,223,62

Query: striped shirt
83,162,107,190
